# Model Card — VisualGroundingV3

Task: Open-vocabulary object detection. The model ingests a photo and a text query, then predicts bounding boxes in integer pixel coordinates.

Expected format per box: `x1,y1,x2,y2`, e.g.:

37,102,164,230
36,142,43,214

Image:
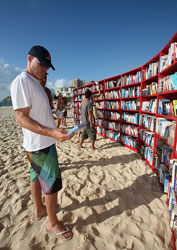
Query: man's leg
45,192,73,239
30,181,46,218
80,128,88,147
89,127,96,150
79,138,85,148
91,140,96,150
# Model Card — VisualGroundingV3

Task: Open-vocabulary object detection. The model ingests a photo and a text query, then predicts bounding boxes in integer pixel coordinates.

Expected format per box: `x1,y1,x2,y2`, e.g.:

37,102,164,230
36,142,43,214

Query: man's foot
46,222,73,240
34,206,47,220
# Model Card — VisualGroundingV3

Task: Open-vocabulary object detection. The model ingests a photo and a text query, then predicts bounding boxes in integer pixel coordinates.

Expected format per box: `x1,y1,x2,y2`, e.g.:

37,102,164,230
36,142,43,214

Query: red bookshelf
73,32,177,250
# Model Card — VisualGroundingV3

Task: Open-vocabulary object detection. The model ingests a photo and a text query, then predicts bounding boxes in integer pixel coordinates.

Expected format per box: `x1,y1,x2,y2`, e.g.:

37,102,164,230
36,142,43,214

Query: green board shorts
25,144,62,195
81,126,97,141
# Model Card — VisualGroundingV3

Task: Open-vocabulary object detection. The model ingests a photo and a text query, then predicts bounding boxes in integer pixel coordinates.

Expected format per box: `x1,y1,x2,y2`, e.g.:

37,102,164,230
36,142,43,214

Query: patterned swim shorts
25,144,62,195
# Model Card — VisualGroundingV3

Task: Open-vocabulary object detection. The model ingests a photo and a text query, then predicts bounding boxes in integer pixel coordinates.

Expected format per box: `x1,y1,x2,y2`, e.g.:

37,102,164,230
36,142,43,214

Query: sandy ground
0,107,173,250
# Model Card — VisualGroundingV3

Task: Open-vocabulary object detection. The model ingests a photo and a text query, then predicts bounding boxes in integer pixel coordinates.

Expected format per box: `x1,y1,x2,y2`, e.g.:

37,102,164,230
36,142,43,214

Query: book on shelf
160,55,169,72
151,82,157,95
155,138,168,158
141,114,156,131
158,73,177,93
158,99,171,115
141,99,157,113
169,188,176,215
170,205,177,229
171,161,177,190
164,168,170,193
160,42,177,72
161,145,173,167
173,100,177,117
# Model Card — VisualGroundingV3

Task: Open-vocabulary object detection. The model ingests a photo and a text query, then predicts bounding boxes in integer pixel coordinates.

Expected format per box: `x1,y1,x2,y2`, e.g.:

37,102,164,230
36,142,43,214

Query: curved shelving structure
73,32,177,250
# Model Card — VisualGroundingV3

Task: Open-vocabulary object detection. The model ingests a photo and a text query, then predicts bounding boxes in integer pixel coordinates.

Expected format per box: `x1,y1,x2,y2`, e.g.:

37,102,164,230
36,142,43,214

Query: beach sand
0,107,173,250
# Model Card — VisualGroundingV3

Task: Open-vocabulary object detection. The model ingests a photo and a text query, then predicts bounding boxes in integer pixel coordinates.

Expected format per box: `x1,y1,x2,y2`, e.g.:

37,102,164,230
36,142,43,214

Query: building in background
70,77,85,88
55,86,74,97
55,77,85,97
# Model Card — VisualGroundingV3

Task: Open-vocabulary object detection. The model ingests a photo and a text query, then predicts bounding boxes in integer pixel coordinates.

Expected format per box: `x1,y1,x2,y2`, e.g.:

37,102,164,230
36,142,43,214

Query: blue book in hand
67,124,86,134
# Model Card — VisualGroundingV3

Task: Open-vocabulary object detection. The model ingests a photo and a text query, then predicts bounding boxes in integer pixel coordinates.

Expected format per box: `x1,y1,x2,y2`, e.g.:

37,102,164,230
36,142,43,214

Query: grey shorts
81,126,97,141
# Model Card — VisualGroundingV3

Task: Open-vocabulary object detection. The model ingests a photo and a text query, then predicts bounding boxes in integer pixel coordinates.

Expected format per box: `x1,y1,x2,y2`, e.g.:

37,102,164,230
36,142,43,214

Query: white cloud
0,59,23,101
46,78,70,89
55,79,70,88
46,78,70,96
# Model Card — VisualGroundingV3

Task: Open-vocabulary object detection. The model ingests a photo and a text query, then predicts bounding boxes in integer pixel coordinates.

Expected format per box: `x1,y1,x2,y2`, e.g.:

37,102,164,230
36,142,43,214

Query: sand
0,107,173,250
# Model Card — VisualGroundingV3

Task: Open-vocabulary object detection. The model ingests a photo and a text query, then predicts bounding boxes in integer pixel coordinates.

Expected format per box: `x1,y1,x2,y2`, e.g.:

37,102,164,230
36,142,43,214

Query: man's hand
51,129,74,142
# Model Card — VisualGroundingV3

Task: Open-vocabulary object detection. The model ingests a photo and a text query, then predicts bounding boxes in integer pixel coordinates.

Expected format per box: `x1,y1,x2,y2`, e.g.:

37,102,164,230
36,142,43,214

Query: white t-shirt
10,72,56,151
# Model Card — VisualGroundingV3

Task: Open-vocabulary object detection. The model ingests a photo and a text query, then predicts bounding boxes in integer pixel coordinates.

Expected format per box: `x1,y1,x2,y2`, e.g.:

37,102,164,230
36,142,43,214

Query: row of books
122,100,140,110
106,79,121,89
142,61,159,80
95,98,176,120
105,101,120,109
141,99,157,113
168,159,177,243
121,124,138,137
105,111,120,120
140,130,154,148
140,114,156,132
93,83,104,91
141,82,157,96
158,99,177,117
122,86,140,98
97,126,104,135
160,42,177,72
105,121,120,130
121,135,138,149
105,90,121,99
156,118,176,146
122,71,141,86
77,74,177,101
122,112,139,124
96,101,104,109
97,110,104,118
105,130,120,141
139,145,153,165
155,138,173,167
158,72,177,93
96,119,104,126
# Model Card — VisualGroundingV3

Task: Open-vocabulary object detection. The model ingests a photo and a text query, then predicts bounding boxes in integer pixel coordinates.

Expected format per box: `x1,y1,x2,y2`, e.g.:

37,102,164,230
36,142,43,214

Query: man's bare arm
15,107,73,142
88,110,94,128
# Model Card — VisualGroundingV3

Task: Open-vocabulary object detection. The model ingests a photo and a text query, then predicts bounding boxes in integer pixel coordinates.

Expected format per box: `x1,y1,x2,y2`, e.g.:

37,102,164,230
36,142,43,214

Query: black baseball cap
28,45,55,70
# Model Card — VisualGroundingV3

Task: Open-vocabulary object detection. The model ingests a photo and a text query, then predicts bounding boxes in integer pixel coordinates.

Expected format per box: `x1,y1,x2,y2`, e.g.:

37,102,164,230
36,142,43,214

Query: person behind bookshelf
77,96,86,142
77,82,100,143
79,89,97,150
86,81,101,120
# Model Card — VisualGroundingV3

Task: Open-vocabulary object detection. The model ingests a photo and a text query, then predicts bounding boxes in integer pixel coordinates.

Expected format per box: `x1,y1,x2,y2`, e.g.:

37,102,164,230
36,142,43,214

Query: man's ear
28,55,33,63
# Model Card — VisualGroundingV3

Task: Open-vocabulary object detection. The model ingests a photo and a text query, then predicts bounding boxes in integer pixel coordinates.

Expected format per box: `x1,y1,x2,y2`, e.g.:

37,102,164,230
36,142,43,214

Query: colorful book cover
170,72,177,90
173,100,177,117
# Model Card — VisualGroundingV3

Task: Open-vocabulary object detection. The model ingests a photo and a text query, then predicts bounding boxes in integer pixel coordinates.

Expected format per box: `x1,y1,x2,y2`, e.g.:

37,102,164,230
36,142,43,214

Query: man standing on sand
80,89,97,150
10,45,73,240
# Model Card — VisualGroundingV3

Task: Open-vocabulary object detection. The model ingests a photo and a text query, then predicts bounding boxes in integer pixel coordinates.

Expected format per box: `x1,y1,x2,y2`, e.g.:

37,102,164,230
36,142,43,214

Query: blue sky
0,0,177,101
